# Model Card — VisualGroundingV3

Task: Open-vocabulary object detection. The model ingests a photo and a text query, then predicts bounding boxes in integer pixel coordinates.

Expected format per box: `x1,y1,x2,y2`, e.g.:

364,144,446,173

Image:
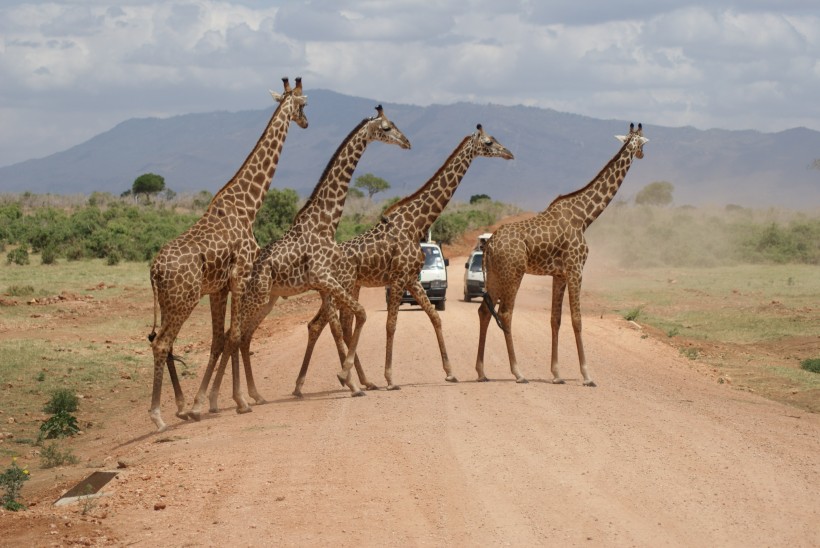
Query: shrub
40,443,79,468
6,247,29,265
39,411,80,441
40,245,57,265
801,358,820,374
623,306,643,321
44,388,79,414
0,458,30,511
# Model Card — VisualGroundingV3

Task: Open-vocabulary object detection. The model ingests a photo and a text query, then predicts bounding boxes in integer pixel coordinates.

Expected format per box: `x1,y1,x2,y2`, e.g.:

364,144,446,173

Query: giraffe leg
294,306,328,397
498,299,528,383
314,280,365,396
186,290,228,419
383,283,405,390
239,296,277,406
150,324,183,432
339,287,377,390
567,273,595,387
475,294,493,381
405,280,457,382
166,347,187,419
149,302,196,432
326,299,376,390
550,277,567,385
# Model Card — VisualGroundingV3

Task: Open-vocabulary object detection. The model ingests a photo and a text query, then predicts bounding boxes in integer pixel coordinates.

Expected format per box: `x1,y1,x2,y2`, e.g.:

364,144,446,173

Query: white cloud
0,0,819,167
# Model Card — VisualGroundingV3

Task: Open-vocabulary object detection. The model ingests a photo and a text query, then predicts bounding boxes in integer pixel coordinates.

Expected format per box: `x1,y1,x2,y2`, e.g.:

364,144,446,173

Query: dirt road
3,257,819,547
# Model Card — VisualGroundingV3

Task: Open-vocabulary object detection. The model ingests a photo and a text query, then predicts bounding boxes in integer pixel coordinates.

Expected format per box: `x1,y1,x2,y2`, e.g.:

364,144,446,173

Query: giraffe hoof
476,377,490,382
365,384,380,391
386,385,401,391
292,390,304,398
516,377,529,384
236,406,253,415
445,375,458,383
552,379,566,385
175,411,191,421
584,380,598,387
188,411,202,421
351,391,366,398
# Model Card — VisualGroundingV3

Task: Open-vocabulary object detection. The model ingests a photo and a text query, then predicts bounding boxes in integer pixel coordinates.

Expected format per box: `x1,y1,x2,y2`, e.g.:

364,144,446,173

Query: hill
1,90,818,208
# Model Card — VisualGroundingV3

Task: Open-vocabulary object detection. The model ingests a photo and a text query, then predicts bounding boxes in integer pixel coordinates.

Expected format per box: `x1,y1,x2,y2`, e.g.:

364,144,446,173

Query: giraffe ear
270,90,284,102
614,134,627,143
638,137,649,145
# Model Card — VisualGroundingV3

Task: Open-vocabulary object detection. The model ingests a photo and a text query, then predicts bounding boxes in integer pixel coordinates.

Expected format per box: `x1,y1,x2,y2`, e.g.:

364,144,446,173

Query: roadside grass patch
584,263,820,412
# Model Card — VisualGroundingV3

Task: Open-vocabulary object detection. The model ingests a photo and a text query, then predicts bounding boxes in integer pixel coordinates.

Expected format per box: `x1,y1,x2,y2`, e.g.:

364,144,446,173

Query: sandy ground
2,255,819,547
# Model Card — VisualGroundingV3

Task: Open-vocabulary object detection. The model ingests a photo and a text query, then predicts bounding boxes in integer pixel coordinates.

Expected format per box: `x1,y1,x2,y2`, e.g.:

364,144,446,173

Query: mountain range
1,89,818,209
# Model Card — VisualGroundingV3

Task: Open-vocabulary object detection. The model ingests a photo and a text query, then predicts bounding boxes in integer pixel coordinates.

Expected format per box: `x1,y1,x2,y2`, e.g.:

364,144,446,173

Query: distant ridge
1,89,818,209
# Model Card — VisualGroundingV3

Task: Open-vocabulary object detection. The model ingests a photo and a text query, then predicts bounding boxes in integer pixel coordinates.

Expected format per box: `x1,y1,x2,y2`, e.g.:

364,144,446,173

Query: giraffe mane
545,136,631,210
382,135,471,217
207,86,298,209
291,116,372,224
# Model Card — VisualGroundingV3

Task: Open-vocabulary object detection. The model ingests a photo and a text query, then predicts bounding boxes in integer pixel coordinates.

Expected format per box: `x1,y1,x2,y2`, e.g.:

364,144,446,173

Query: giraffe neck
385,137,475,237
207,102,292,223
546,142,636,231
292,119,370,238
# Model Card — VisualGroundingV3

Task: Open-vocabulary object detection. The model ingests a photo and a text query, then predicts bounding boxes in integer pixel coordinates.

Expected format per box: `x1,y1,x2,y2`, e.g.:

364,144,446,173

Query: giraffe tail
147,271,159,343
481,291,506,332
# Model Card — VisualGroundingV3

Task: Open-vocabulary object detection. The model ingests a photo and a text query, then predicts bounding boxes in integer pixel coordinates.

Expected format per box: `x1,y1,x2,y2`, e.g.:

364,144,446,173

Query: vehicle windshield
422,246,445,269
469,253,483,272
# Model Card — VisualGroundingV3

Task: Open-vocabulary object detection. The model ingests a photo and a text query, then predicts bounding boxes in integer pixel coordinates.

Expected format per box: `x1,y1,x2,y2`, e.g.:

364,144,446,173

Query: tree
253,188,299,246
354,173,390,199
132,173,166,202
470,193,491,204
635,181,674,206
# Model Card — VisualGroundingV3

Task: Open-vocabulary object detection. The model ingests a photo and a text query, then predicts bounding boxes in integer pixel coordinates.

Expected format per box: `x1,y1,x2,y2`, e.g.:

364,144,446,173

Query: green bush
0,458,30,511
41,245,57,265
801,358,820,374
254,188,299,246
38,411,80,441
44,388,79,414
6,247,29,265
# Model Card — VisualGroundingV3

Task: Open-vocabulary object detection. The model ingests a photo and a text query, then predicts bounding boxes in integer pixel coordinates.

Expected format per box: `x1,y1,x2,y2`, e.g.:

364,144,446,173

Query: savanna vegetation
0,189,520,263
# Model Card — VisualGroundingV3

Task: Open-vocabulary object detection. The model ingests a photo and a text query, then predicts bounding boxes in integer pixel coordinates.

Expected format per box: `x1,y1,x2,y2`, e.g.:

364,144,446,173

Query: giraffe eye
381,122,390,130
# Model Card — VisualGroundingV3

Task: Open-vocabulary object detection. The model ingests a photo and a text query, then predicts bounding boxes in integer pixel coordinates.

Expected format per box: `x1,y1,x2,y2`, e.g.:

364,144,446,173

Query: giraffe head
364,105,412,150
270,76,309,129
615,123,648,159
471,124,514,160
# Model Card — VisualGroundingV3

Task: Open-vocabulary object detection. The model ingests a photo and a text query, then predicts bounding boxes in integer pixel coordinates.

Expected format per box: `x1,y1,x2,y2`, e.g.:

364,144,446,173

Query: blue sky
1,0,818,167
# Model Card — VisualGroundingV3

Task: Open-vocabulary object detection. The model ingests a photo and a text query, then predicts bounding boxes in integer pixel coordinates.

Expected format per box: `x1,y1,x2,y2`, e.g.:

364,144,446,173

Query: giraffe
475,123,648,385
293,124,514,396
147,77,308,432
187,105,412,418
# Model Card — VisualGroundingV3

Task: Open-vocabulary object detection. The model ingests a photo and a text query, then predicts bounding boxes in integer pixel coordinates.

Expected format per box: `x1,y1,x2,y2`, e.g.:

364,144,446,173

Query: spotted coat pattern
189,106,412,415
476,124,648,386
293,125,515,394
147,78,308,432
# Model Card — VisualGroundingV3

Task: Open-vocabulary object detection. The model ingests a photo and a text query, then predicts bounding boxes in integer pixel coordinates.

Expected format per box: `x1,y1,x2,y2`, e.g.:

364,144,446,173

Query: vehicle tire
435,299,445,311
463,292,472,302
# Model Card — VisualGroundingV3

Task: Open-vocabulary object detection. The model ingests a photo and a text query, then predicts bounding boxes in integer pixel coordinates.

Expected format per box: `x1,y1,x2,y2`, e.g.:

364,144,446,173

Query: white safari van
386,237,449,311
463,233,493,301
